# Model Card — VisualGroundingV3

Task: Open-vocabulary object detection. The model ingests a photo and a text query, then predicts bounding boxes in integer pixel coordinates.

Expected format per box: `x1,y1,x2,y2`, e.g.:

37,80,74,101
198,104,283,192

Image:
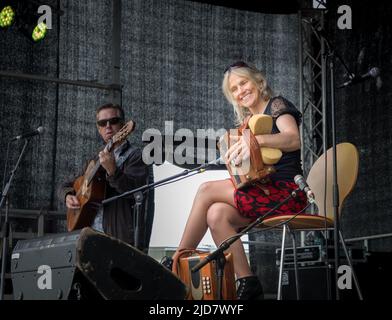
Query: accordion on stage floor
172,250,237,300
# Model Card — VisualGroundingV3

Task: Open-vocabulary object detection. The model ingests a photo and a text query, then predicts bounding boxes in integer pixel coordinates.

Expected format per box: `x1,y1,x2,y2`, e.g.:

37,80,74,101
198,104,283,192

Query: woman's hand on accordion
225,136,250,167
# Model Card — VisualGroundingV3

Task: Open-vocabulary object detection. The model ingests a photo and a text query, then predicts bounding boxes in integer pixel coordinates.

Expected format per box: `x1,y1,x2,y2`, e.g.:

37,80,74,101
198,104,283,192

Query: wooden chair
260,142,360,299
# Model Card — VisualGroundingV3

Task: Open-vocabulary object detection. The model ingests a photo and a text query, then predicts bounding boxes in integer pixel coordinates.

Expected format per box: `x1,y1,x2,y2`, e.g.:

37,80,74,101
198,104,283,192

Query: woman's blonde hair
222,63,273,125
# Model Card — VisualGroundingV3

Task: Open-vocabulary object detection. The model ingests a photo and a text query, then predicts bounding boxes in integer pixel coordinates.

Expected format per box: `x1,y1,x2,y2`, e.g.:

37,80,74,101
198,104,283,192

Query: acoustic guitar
66,120,135,231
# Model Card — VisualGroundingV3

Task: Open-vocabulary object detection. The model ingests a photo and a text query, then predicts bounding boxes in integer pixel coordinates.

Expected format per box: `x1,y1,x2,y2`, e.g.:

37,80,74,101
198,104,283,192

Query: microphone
294,175,315,204
197,157,224,172
207,157,223,166
11,126,45,141
338,67,380,89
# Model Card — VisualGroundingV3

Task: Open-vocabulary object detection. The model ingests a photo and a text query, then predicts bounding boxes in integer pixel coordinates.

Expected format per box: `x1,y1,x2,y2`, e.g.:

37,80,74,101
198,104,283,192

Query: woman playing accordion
174,61,307,300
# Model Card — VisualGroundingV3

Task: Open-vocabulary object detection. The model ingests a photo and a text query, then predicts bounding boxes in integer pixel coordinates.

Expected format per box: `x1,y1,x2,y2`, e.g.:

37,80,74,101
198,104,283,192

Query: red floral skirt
234,180,308,220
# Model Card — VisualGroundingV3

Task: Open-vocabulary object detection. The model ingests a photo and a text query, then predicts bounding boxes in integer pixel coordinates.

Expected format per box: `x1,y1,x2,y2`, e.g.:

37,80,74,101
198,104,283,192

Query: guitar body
67,160,106,231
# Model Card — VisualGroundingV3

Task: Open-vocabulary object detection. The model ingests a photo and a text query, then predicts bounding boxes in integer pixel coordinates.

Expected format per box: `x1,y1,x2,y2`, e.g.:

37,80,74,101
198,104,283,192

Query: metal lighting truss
298,9,327,177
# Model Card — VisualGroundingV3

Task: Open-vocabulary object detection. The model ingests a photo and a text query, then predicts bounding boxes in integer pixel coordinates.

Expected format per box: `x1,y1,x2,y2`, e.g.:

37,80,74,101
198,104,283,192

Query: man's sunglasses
96,117,123,127
224,61,251,74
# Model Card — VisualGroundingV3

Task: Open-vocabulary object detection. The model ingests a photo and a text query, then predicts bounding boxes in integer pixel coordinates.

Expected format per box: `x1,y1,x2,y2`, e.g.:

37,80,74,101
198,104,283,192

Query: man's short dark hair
96,103,125,120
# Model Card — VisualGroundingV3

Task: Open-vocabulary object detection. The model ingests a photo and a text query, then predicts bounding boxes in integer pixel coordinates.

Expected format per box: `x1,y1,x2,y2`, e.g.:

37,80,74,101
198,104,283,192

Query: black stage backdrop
328,0,392,252
0,0,60,212
0,0,298,221
1,0,391,297
249,0,392,295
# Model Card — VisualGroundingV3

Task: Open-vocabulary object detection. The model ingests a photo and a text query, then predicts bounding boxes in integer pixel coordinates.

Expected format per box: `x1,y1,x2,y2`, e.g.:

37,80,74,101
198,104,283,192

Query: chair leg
288,227,300,300
277,224,287,300
339,230,363,300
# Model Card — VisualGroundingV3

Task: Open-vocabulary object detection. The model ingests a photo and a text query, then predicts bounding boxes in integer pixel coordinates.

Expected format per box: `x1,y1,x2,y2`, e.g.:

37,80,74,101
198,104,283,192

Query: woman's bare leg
177,179,253,278
206,202,254,278
177,179,236,250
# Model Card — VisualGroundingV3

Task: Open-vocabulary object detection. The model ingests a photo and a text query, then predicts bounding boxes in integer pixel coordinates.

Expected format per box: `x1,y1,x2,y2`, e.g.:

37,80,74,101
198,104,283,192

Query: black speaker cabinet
281,252,392,300
281,265,369,300
281,266,335,300
11,228,187,300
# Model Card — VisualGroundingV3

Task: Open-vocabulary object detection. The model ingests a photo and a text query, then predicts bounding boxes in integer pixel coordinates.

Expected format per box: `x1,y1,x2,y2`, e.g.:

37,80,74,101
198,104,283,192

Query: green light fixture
32,22,47,42
0,5,15,28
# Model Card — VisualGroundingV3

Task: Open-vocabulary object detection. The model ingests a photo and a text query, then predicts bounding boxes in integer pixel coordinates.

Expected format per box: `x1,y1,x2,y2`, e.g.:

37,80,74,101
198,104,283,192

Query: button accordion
172,250,236,300
218,114,282,189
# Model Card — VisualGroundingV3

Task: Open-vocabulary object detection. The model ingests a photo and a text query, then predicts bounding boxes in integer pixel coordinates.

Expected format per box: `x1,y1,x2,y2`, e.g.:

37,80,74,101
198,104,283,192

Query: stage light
31,22,47,42
0,5,15,27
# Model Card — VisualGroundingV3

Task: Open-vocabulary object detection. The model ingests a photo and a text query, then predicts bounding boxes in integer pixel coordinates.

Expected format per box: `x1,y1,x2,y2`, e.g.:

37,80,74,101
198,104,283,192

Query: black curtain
0,0,299,216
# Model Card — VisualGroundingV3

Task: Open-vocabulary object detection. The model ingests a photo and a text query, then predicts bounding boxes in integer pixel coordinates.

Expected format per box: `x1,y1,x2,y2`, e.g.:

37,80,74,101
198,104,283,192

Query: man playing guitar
58,103,150,251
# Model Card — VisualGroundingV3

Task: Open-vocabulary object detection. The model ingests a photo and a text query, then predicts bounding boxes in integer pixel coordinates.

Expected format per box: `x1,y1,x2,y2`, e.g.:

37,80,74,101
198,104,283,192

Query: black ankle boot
236,275,264,300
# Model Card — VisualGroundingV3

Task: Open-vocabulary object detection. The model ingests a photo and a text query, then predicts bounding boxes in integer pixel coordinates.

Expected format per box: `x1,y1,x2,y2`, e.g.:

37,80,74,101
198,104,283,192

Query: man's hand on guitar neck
99,149,117,176
66,194,81,209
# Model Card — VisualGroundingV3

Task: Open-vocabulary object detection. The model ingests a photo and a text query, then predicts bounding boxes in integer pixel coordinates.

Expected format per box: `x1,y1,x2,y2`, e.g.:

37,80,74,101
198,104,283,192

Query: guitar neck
88,160,103,184
82,122,133,187
85,142,115,184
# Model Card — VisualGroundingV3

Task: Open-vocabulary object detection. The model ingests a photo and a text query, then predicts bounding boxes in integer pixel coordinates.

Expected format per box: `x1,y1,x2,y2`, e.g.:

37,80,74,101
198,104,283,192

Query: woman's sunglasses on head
224,61,251,73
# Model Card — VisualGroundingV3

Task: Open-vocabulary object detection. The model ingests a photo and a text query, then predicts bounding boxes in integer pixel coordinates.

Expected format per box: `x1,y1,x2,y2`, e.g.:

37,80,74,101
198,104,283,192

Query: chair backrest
306,142,359,220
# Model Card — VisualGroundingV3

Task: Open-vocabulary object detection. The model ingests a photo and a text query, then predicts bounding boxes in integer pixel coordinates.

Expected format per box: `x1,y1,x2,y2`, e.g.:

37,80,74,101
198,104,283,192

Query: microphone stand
102,160,222,249
0,139,30,300
310,24,363,300
132,191,144,250
191,189,302,300
0,141,12,232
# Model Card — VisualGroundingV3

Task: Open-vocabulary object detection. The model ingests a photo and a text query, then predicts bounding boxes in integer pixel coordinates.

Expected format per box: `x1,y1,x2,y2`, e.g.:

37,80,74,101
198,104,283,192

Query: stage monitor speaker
281,253,392,301
281,266,333,300
11,228,187,300
281,265,359,300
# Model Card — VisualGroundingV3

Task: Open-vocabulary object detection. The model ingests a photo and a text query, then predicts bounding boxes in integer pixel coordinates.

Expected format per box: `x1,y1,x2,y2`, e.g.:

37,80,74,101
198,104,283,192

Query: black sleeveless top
263,96,303,182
